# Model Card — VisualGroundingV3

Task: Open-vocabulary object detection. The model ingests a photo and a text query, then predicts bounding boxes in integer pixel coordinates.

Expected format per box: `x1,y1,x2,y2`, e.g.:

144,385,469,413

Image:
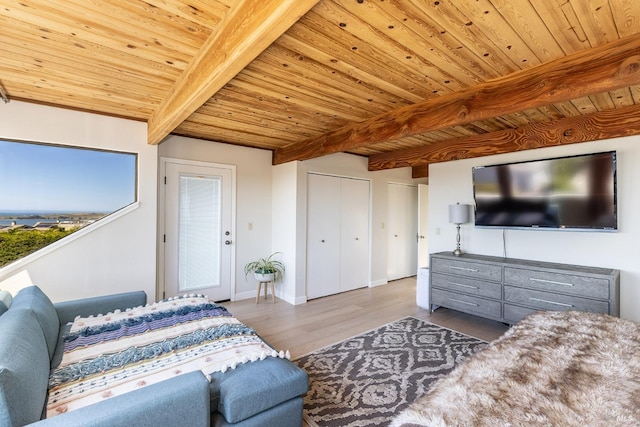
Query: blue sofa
0,286,308,427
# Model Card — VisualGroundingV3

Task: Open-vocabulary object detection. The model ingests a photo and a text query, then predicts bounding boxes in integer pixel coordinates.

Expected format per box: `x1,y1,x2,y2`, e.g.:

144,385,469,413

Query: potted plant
244,252,285,283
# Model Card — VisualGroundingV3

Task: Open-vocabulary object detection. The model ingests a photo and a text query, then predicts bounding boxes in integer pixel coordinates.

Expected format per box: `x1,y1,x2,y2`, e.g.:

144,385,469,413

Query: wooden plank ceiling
2,0,640,178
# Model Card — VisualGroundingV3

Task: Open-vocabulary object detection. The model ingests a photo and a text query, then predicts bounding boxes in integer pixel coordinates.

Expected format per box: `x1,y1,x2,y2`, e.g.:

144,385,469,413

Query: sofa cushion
11,285,60,360
211,397,304,427
210,357,309,423
0,309,50,426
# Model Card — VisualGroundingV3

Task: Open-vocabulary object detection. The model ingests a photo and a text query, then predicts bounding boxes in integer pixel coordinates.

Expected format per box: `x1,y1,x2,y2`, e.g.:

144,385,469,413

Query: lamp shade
448,203,469,224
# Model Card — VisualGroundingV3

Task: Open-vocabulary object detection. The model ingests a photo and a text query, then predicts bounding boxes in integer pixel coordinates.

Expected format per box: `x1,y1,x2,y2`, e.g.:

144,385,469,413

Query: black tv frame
472,151,618,232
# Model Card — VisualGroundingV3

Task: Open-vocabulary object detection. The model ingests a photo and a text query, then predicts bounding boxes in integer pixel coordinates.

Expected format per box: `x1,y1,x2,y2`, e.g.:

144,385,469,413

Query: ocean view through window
0,140,137,267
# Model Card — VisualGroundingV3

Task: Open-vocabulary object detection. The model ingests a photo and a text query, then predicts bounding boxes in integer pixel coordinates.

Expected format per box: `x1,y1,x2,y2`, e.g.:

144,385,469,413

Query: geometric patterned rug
293,317,488,427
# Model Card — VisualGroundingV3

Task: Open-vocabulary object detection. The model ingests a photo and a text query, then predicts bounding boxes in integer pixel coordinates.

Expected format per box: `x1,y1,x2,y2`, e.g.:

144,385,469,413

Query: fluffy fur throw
390,310,640,427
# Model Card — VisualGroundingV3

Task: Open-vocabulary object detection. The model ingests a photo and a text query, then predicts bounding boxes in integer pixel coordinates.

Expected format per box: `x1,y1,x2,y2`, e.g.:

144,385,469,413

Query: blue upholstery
210,356,309,423
34,371,210,427
54,290,147,325
212,397,304,427
0,309,50,426
0,291,11,315
11,286,60,359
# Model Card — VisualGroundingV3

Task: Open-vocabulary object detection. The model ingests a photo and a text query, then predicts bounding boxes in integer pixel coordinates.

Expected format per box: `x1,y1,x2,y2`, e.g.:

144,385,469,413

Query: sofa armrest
31,371,210,427
54,291,147,325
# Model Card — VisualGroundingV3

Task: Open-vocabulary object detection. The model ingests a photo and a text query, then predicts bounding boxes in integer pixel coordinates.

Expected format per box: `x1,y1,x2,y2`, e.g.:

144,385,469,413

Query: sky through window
0,140,136,213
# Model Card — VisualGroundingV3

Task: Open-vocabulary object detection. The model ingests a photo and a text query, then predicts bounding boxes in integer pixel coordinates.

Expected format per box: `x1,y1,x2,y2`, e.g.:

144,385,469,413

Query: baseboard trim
234,289,306,305
369,279,388,287
233,290,257,301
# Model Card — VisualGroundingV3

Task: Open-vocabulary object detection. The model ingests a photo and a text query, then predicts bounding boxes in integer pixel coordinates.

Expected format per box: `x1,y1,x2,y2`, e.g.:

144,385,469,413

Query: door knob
225,240,232,245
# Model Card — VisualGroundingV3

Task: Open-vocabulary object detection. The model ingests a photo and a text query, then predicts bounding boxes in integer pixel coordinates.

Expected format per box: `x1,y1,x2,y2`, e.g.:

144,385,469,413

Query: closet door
401,185,418,276
306,174,341,299
387,183,401,281
340,178,369,292
418,184,429,268
387,183,418,280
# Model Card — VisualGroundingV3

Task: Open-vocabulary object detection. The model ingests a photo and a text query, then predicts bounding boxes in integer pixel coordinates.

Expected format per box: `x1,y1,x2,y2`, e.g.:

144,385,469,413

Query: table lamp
448,203,470,256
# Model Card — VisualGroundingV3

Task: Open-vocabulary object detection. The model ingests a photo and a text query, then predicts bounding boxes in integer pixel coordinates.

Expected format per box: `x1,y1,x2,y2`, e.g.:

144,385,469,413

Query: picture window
0,140,137,267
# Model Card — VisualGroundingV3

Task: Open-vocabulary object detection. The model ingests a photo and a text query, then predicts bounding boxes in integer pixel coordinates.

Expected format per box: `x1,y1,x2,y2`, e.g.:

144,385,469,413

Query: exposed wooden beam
147,0,320,145
385,104,640,178
411,164,429,179
273,33,640,164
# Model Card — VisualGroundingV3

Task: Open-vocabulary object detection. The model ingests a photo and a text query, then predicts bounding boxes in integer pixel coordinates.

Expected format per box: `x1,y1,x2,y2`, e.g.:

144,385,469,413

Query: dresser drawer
504,286,609,313
504,267,609,299
503,304,538,324
432,288,502,319
431,257,502,282
431,273,502,299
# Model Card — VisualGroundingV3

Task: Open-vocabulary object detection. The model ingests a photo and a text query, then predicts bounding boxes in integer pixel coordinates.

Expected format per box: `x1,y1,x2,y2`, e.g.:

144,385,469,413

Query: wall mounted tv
472,151,617,231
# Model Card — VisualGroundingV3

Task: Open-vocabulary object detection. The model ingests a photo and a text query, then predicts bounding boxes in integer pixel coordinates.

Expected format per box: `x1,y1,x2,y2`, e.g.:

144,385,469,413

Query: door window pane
0,140,137,267
178,174,221,292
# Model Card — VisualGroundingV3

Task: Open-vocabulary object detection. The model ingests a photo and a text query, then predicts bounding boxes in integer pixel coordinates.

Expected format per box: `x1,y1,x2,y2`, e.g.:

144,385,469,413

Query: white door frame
158,157,236,301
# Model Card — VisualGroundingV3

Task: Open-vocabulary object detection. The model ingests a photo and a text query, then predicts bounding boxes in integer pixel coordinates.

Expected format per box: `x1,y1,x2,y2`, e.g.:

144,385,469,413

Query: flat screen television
472,151,617,231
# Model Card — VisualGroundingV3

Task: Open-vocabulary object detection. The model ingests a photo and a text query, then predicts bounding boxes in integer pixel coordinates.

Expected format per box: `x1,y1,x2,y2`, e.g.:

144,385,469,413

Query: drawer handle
449,266,479,273
529,297,574,308
449,298,478,307
529,277,574,287
449,282,479,290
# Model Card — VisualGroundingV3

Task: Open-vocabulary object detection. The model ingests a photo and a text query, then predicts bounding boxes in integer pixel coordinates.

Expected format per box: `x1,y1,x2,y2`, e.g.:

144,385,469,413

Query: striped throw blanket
47,294,288,418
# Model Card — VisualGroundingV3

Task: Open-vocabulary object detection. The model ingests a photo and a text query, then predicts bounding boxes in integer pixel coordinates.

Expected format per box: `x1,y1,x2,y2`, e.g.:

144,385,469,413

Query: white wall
428,137,640,322
158,135,273,300
272,162,304,304
0,101,158,302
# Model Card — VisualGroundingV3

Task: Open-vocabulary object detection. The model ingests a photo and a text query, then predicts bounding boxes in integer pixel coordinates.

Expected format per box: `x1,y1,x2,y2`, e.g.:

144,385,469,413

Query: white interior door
404,185,419,275
340,177,370,292
418,184,429,268
164,161,234,301
387,183,418,280
387,183,401,280
306,174,341,299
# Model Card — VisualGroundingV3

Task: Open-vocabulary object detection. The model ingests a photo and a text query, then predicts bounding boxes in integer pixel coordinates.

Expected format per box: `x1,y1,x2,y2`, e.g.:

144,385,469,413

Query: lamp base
452,223,463,256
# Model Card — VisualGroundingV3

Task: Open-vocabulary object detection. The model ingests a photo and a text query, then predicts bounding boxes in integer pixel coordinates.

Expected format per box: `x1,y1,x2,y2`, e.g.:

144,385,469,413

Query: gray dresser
429,251,620,324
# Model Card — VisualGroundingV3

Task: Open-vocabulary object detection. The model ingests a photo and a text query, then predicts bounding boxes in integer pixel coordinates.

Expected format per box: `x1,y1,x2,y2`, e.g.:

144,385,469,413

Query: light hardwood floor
223,276,509,360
